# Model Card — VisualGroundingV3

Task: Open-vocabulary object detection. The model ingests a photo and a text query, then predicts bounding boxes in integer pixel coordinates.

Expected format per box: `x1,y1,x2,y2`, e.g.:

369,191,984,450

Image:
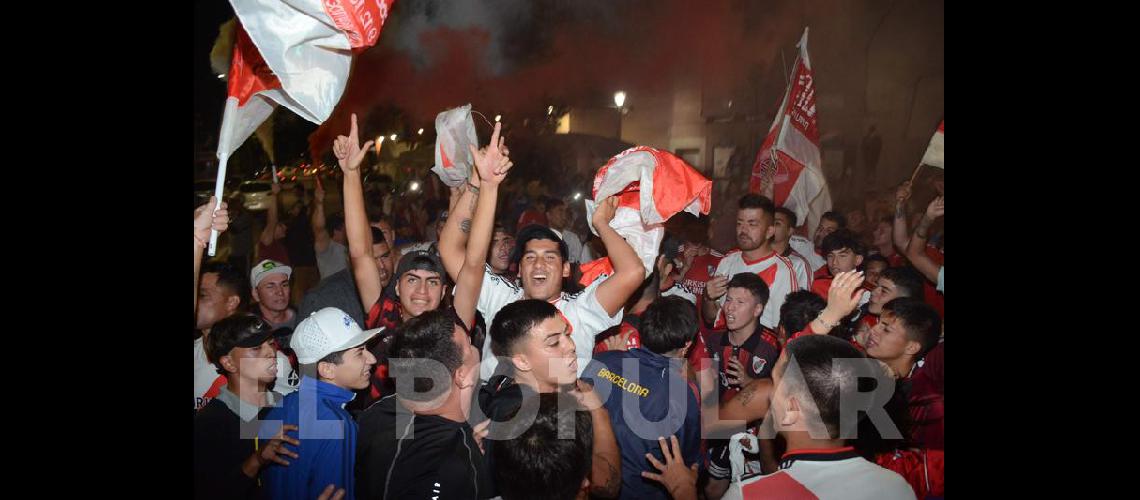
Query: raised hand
333,113,374,173
925,196,944,219
467,122,512,186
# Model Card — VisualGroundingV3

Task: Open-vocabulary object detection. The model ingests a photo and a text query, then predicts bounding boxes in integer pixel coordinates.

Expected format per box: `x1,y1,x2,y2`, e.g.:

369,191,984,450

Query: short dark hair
390,309,465,400
881,298,941,357
726,272,770,306
780,290,826,336
782,335,869,439
820,211,847,228
206,314,273,375
775,207,798,228
201,260,248,309
880,267,924,298
863,254,889,268
371,227,387,246
493,220,511,236
491,300,560,358
300,348,349,379
493,392,592,500
821,229,866,257
738,193,776,219
511,225,568,264
639,296,698,355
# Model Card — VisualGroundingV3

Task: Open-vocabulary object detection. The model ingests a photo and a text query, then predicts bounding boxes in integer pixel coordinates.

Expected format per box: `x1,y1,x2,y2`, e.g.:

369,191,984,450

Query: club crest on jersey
752,356,766,374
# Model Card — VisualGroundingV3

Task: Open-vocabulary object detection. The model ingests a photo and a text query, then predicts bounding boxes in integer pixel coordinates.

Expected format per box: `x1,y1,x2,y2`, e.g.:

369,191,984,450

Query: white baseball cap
291,307,383,364
250,259,292,288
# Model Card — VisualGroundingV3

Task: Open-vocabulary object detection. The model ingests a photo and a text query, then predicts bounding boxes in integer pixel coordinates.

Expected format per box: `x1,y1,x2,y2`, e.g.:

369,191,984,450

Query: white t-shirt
789,234,825,274
559,230,584,264
194,337,225,410
784,250,813,292
315,240,348,280
476,265,622,381
713,250,797,330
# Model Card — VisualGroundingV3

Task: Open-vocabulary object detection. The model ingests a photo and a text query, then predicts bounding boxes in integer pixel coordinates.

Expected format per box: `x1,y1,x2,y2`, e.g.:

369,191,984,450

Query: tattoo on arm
467,191,478,213
460,219,472,234
915,217,933,239
593,456,621,497
737,385,755,406
895,203,907,220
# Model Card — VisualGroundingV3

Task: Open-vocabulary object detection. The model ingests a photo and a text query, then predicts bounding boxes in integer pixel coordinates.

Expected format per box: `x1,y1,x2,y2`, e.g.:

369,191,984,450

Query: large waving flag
750,27,832,236
921,120,944,168
580,146,713,285
208,0,396,255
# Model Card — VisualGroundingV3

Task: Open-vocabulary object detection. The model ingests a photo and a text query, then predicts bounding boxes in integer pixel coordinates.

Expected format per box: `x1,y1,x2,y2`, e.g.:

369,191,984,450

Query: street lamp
613,91,627,140
409,181,420,192
389,134,397,142
417,128,424,135
494,114,501,123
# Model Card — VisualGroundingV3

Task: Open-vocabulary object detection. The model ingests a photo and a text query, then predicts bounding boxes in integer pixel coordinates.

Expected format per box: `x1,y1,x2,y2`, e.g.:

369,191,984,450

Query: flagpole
907,162,925,185
207,153,230,256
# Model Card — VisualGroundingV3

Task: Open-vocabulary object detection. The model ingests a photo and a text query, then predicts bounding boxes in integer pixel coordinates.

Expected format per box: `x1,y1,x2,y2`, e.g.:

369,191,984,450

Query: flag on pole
750,27,832,236
921,120,944,168
580,146,713,286
208,0,397,255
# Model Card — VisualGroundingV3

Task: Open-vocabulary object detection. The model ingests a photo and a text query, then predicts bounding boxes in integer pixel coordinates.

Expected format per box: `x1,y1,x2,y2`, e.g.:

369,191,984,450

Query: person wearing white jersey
439,123,645,383
702,194,796,331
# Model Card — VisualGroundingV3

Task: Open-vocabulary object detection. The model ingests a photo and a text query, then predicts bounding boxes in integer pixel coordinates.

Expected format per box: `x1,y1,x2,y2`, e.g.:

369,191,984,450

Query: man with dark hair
493,392,594,500
580,295,701,500
260,307,380,500
478,299,622,498
813,210,846,249
487,220,516,279
866,298,943,450
196,261,249,410
729,335,915,499
441,127,645,383
676,216,723,300
862,254,890,290
812,229,870,307
703,194,796,332
546,197,584,264
776,290,827,347
704,273,780,405
871,216,904,267
868,267,924,316
355,309,488,499
195,315,299,499
770,207,813,293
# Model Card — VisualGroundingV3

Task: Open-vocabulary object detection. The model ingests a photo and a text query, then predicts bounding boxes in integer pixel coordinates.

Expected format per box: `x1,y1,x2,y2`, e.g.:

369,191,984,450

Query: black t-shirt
356,396,492,499
193,399,266,500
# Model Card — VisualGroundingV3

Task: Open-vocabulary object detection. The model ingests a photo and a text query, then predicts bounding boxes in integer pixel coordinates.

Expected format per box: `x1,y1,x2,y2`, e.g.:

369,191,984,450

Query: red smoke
309,0,801,160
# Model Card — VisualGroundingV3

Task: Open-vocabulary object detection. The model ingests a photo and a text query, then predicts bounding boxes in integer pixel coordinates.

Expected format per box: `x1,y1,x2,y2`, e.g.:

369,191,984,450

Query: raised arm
311,180,331,254
333,113,381,310
906,196,943,283
590,196,647,316
892,181,912,252
194,197,229,312
259,183,281,247
439,181,479,282
454,122,512,328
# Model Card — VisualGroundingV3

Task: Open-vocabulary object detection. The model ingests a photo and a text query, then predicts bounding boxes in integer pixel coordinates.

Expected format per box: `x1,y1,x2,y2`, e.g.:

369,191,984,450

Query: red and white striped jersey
712,249,797,330
735,447,915,500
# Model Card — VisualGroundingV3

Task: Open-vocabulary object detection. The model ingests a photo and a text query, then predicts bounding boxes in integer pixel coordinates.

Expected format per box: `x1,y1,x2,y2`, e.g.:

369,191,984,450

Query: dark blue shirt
583,348,702,500
260,376,358,500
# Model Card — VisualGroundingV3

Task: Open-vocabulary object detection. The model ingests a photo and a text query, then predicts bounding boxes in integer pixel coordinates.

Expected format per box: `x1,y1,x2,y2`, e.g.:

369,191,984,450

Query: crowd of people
194,115,945,499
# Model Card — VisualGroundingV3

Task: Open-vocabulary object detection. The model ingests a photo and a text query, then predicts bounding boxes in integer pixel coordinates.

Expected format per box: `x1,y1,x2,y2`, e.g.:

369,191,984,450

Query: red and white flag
580,146,713,285
921,120,944,168
208,0,396,254
750,27,832,236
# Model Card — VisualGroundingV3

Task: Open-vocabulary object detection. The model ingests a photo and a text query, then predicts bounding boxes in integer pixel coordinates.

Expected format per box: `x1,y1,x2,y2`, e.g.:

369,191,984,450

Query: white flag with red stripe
580,146,713,285
921,120,944,168
208,0,396,255
750,27,832,236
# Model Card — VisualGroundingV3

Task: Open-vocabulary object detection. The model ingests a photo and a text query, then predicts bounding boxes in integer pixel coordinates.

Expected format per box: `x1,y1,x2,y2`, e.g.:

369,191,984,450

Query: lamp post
613,91,626,140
